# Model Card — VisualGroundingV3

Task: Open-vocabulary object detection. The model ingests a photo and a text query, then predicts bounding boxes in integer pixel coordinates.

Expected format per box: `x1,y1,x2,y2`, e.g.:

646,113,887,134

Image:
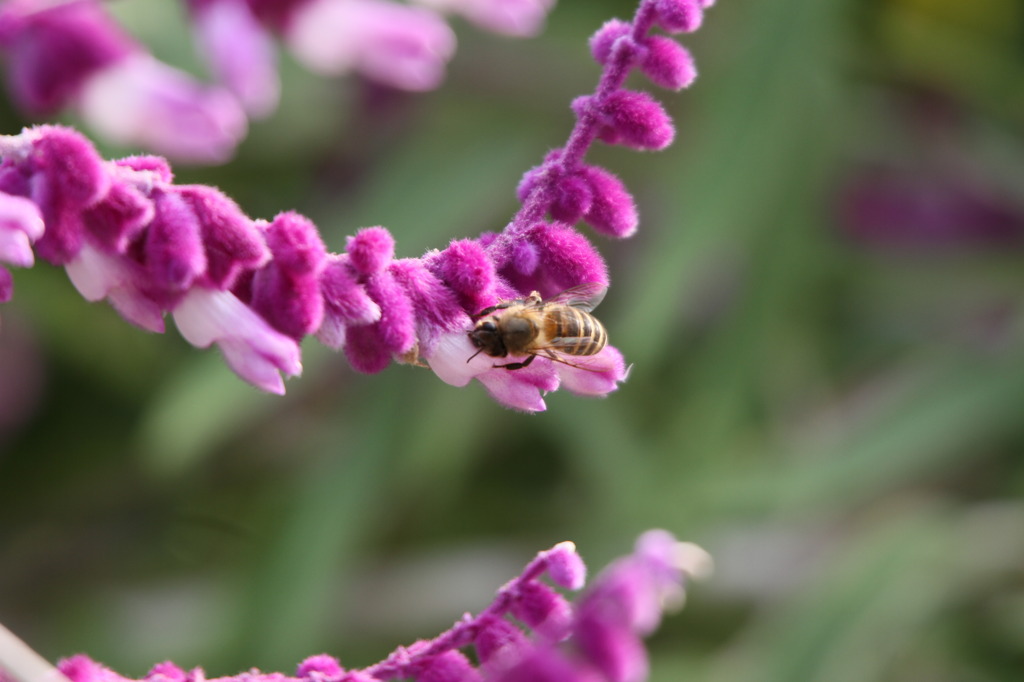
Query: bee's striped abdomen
543,305,607,356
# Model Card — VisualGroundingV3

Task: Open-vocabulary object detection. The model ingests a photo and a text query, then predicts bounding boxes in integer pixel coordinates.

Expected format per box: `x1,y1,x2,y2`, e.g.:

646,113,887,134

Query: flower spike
0,0,714,411
44,531,710,682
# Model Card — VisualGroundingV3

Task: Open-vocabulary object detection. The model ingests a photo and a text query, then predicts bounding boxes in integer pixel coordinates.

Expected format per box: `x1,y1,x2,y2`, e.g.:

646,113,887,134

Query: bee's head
469,318,505,357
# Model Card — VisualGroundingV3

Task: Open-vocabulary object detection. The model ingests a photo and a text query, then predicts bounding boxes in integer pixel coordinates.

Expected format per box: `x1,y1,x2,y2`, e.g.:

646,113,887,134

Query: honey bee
468,282,609,371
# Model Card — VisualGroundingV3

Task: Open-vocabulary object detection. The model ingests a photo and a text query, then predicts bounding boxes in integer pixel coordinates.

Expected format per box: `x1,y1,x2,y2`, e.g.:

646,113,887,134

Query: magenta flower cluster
0,0,557,163
0,0,713,411
53,531,711,682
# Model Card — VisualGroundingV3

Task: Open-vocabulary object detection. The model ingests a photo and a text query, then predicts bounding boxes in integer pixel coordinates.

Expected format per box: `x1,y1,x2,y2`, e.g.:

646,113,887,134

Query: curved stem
0,623,72,682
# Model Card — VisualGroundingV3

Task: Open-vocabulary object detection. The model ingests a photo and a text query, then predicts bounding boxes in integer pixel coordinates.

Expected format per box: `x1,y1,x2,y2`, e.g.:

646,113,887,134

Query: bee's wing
546,282,608,312
535,340,616,373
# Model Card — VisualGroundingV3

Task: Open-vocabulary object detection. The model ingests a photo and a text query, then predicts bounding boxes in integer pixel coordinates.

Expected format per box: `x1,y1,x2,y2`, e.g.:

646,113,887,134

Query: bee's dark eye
481,321,497,333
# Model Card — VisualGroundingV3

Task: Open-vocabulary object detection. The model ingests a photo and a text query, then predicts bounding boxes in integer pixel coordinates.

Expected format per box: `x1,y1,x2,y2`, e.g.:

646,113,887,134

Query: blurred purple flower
0,0,247,163
411,0,556,37
51,532,711,682
840,169,1024,249
187,0,280,118
271,0,457,92
77,54,247,164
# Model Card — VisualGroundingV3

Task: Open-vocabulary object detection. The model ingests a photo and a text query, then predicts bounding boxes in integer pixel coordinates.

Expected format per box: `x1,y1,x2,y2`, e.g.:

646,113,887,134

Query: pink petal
192,0,280,117
556,346,629,396
77,54,247,163
286,0,456,91
0,192,44,266
172,287,302,394
64,243,166,332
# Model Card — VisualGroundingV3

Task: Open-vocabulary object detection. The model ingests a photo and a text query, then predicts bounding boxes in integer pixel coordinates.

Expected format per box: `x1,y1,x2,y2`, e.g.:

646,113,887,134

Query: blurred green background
2,0,1024,680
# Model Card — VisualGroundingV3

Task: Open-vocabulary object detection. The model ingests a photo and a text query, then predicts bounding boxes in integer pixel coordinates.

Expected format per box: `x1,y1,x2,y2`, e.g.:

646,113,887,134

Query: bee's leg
493,354,536,371
472,301,513,319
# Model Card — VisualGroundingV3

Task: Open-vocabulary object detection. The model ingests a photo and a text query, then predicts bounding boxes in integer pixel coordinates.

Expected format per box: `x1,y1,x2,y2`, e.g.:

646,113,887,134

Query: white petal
0,228,34,267
65,243,124,301
173,287,302,393
64,244,165,331
427,331,492,387
0,193,45,242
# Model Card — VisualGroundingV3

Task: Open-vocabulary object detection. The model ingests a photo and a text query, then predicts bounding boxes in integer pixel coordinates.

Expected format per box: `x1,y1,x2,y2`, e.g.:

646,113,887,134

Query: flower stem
0,623,71,682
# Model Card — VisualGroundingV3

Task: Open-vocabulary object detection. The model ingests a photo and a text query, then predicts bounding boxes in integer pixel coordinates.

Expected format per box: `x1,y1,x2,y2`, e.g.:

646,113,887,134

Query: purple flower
0,0,247,163
76,54,247,164
188,0,280,118
840,168,1024,248
0,0,134,115
281,0,456,92
42,531,710,682
411,0,556,37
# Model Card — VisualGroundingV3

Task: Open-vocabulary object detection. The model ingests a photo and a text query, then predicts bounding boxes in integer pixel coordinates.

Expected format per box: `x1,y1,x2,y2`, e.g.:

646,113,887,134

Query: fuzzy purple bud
317,254,381,348
347,226,395,277
526,222,608,295
575,91,675,151
549,174,594,225
30,126,109,207
474,618,530,673
343,265,416,372
81,179,154,253
60,655,137,682
28,126,110,264
145,189,207,300
409,650,481,682
543,541,586,590
516,148,564,204
589,19,632,65
427,238,498,313
640,35,696,90
365,269,416,353
653,0,704,33
115,155,174,183
389,258,467,355
27,195,80,265
579,165,638,238
510,581,573,641
509,239,539,277
146,662,186,682
263,211,327,276
295,655,343,678
178,185,269,289
250,212,327,340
